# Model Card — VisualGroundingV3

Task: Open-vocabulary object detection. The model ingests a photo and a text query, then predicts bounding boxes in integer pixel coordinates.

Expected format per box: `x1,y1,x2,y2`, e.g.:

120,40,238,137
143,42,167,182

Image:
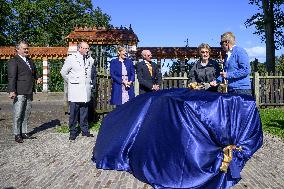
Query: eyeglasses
81,47,90,50
200,51,209,54
220,41,228,46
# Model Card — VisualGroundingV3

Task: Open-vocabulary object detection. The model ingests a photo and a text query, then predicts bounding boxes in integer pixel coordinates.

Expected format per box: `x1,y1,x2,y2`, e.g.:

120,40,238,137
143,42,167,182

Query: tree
168,59,194,75
1,0,111,46
0,0,12,45
276,54,284,72
245,0,284,72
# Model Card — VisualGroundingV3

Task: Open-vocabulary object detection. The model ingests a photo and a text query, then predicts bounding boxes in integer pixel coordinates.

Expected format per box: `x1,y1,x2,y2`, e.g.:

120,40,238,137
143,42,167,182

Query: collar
18,54,27,62
197,59,214,68
76,52,84,59
144,60,151,65
226,45,236,55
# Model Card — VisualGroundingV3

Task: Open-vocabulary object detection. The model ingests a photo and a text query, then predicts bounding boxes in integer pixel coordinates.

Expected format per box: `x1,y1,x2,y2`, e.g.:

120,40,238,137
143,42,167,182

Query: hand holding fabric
9,92,16,99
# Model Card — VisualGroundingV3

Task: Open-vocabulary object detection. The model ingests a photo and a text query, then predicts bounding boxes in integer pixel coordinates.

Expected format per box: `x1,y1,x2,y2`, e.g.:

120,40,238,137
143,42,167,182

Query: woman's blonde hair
117,46,126,55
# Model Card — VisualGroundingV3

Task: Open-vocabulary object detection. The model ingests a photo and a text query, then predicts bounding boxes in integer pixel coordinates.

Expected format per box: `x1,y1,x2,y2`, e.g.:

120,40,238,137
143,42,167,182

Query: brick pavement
0,93,283,189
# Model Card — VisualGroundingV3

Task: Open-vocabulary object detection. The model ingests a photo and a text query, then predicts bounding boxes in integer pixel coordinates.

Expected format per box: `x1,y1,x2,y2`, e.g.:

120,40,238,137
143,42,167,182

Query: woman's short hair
117,46,126,55
197,43,211,56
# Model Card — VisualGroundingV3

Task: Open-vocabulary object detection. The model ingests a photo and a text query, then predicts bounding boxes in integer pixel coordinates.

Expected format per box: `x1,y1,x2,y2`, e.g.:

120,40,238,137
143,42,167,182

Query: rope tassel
220,145,242,173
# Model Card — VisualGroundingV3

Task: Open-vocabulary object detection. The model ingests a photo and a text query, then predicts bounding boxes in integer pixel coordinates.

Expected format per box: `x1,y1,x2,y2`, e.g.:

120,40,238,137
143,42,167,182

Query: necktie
25,60,31,70
146,63,153,76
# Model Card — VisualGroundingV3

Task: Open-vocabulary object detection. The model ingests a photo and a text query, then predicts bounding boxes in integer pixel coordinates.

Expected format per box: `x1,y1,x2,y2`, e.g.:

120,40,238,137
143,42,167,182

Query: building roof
0,47,68,60
65,26,139,45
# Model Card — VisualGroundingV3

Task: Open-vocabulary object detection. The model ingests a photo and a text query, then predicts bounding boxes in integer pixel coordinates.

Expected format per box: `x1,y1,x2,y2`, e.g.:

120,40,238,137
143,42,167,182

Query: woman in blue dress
110,46,135,105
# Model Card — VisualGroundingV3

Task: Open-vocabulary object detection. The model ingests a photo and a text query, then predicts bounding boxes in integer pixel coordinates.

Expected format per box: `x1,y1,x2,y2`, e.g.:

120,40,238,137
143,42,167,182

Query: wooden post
134,60,139,96
183,72,188,88
42,58,49,92
254,71,260,107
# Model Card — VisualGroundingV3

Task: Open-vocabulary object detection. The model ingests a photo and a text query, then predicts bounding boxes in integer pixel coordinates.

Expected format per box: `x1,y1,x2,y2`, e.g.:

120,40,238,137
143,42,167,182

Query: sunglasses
220,41,228,46
200,51,209,54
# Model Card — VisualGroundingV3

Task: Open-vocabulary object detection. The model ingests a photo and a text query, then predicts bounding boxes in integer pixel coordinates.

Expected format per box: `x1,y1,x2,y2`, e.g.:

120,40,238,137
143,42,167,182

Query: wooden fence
163,71,284,108
254,71,284,107
94,71,284,116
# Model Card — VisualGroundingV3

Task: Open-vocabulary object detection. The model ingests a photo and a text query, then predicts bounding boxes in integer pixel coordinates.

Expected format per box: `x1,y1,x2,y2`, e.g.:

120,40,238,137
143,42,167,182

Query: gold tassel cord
220,145,242,173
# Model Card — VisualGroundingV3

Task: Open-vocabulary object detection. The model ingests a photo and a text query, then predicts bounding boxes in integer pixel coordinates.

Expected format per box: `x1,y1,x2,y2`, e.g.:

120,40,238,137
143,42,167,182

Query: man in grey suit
7,41,42,143
60,42,95,141
136,50,162,94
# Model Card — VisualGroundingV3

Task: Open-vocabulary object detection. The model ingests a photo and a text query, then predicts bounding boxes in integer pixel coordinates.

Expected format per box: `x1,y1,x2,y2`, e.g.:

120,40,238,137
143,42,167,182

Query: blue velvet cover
92,88,263,189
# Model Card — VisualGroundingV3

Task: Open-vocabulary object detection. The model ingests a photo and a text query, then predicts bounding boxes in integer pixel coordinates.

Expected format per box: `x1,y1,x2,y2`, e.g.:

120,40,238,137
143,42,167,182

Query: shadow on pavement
30,119,61,135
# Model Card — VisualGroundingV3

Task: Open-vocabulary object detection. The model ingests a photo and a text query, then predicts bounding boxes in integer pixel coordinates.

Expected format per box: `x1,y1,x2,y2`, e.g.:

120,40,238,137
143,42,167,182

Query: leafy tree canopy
245,0,284,50
0,0,111,46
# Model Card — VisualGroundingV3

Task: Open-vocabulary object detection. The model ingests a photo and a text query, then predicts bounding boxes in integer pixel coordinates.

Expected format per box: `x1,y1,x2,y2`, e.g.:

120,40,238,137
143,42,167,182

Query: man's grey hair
221,32,236,45
16,41,28,49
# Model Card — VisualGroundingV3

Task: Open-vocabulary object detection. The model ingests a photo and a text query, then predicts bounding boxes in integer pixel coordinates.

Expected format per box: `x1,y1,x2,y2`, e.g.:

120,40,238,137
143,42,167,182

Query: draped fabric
92,88,263,189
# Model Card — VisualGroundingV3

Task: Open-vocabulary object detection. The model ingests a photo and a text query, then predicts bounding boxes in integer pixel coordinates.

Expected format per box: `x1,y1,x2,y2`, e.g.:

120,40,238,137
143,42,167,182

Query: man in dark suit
136,50,162,94
7,41,42,143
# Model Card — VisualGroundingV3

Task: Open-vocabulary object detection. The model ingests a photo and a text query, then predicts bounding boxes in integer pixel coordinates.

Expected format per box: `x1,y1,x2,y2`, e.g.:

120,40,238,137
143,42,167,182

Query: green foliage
34,60,43,92
276,54,284,72
1,0,111,46
49,60,64,92
56,120,101,133
168,59,194,75
245,0,284,50
245,0,284,72
259,108,284,139
0,61,8,91
250,54,284,74
89,121,102,132
0,0,12,45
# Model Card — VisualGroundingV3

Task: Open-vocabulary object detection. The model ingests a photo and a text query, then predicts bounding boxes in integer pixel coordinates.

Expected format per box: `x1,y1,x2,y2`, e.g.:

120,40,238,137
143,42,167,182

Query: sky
92,0,283,63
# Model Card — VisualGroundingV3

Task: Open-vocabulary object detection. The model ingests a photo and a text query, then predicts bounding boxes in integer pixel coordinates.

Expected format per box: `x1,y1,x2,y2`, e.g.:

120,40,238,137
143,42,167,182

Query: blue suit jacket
110,58,135,105
217,46,251,90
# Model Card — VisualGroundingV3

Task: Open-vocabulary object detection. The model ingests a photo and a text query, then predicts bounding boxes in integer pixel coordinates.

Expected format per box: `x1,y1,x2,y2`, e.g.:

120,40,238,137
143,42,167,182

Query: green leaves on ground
56,120,101,133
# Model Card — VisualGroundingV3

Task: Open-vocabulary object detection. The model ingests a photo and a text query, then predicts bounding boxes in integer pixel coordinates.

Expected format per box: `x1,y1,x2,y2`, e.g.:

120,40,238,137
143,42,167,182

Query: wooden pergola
136,47,223,60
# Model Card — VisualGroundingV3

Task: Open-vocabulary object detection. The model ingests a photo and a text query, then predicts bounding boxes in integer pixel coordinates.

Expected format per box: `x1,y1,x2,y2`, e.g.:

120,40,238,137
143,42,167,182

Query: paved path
0,93,284,189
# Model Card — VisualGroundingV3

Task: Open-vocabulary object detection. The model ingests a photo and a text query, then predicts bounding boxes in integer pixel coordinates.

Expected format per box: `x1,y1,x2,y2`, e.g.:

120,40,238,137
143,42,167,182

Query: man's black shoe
82,133,94,137
69,135,77,141
15,135,23,143
22,133,36,139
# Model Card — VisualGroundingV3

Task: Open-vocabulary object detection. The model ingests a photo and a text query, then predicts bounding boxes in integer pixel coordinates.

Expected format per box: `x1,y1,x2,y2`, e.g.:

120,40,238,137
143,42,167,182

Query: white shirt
18,54,27,62
226,45,236,61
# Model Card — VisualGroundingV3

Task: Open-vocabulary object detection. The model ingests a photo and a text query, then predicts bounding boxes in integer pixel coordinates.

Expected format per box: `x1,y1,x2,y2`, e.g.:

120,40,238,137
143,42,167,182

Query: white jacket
60,52,94,102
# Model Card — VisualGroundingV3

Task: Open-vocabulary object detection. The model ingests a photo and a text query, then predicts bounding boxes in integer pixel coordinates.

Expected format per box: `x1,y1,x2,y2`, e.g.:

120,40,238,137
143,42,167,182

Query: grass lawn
55,121,101,133
259,108,284,139
56,108,284,140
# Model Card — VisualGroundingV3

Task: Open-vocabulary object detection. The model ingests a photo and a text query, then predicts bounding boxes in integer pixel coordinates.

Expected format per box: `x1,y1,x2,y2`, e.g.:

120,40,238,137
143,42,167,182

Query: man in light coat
60,42,95,140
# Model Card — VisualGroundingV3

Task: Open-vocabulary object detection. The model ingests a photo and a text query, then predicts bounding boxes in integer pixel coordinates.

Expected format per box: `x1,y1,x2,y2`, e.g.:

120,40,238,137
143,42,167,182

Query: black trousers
69,102,89,136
